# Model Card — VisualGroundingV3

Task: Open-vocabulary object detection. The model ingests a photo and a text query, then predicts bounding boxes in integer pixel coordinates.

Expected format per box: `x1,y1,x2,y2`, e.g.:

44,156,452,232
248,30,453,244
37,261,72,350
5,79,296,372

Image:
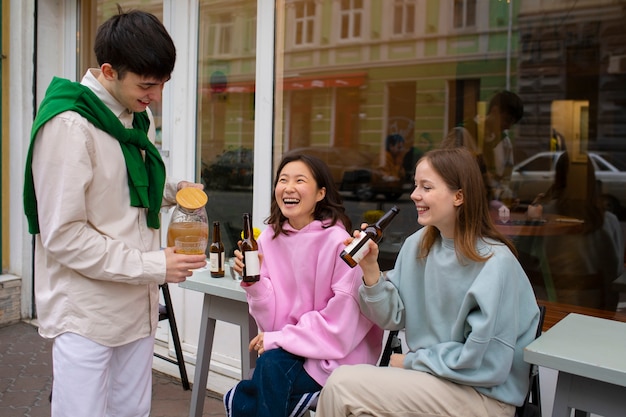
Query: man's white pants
51,332,154,417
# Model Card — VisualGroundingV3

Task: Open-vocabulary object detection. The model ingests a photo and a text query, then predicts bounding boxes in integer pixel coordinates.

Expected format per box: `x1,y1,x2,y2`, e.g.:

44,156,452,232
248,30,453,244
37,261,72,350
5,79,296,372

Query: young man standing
23,8,206,417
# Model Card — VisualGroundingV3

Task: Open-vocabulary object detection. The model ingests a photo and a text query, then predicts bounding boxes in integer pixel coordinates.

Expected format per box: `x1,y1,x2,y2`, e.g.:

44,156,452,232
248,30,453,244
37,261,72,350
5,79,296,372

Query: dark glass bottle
241,213,260,282
209,221,225,278
340,206,400,268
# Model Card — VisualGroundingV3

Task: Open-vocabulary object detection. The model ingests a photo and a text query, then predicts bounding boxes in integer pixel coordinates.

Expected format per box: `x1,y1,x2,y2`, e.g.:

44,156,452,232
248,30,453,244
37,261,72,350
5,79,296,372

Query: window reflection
340,0,364,40
522,152,625,311
393,0,415,36
295,1,316,46
275,0,626,314
197,0,256,255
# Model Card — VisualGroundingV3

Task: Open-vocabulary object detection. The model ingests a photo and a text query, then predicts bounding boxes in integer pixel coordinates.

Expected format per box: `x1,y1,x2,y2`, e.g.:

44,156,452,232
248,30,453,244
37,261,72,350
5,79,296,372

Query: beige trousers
315,364,516,417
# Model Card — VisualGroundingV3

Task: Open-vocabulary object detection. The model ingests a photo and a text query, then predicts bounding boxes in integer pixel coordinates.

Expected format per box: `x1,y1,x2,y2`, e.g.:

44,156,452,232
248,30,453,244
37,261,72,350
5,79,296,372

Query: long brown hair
266,152,352,238
417,148,517,262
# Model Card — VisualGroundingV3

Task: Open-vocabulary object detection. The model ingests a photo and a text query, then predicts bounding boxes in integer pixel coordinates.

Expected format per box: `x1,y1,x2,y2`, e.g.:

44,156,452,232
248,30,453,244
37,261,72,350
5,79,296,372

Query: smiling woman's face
274,160,326,230
410,159,463,238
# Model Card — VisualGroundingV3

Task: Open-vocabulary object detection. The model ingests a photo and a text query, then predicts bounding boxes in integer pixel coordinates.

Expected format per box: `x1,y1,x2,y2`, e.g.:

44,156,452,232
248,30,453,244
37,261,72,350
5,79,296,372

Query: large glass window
197,0,256,256
272,0,626,317
80,0,626,322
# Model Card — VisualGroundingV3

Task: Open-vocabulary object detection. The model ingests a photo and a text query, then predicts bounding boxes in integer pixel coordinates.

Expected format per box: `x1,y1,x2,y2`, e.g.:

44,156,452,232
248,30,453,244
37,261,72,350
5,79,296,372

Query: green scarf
23,76,166,234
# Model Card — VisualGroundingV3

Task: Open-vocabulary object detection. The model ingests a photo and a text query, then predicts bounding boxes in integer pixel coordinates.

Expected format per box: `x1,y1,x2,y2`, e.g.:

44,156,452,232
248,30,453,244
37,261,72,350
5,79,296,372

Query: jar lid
176,188,208,210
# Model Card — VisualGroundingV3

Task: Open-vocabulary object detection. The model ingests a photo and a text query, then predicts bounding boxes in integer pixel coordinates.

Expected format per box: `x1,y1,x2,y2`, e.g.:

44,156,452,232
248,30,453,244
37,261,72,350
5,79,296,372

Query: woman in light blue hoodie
224,152,382,417
316,147,540,417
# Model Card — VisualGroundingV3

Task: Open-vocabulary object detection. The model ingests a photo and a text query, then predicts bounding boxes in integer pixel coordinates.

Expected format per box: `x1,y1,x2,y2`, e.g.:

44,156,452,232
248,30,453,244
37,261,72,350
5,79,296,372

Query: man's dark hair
94,7,176,80
488,90,524,124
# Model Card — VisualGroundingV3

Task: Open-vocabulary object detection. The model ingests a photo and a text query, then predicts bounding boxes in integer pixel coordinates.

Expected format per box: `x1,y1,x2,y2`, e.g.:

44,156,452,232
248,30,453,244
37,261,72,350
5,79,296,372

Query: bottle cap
176,188,208,210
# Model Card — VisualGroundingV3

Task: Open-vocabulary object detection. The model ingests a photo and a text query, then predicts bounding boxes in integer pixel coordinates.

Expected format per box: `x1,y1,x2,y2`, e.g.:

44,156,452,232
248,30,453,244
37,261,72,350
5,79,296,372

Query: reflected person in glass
533,152,624,310
380,133,406,182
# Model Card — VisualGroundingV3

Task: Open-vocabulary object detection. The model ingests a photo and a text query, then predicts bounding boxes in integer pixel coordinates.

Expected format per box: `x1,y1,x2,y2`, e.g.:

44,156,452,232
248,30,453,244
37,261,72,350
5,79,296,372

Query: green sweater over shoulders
23,76,166,234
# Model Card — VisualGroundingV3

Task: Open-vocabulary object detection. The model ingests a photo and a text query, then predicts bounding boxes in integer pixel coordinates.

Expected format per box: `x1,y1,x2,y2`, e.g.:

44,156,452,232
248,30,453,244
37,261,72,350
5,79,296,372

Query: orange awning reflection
282,72,367,90
205,72,367,94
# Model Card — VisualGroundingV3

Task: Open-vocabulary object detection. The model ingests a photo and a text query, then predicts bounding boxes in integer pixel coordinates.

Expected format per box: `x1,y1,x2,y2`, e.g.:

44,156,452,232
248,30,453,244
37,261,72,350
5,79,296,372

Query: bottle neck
375,207,399,229
243,214,252,239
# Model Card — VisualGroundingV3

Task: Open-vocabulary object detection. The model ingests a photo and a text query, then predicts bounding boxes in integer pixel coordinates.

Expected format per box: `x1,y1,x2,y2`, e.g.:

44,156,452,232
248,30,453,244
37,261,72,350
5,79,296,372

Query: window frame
336,0,366,43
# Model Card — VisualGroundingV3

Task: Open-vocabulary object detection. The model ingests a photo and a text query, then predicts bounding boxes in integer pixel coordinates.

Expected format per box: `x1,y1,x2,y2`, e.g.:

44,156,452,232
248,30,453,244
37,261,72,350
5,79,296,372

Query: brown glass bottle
241,213,260,282
209,221,225,278
340,206,400,268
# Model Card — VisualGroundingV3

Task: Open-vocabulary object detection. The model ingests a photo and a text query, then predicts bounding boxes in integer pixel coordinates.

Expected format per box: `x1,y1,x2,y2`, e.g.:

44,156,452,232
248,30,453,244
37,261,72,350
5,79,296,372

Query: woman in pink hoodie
224,152,382,417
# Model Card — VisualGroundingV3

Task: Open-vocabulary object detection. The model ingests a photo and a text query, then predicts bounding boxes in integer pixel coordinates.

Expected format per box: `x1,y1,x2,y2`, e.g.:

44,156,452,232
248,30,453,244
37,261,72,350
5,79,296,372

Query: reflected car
510,151,626,216
288,147,408,201
202,148,254,190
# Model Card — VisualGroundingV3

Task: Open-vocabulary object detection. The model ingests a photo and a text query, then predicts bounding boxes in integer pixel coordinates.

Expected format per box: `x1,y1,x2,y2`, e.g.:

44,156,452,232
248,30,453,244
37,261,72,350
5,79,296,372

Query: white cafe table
179,267,258,417
524,313,626,417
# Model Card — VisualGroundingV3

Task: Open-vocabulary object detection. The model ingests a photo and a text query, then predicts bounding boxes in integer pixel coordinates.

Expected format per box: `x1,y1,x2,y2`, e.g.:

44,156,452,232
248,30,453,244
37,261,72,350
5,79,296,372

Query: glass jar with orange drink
167,188,209,254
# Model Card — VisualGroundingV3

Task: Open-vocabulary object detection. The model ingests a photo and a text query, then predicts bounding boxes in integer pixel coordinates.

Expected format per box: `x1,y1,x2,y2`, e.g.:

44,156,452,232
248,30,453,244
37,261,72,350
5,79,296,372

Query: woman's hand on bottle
232,248,245,276
344,226,380,284
353,224,380,269
164,246,207,283
233,246,264,282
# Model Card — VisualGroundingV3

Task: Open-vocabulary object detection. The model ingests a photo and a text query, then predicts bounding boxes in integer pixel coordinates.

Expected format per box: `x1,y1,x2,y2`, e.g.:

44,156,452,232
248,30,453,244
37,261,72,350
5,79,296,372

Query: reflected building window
244,15,257,52
340,0,364,40
295,1,316,46
210,13,233,56
393,0,416,36
453,0,476,29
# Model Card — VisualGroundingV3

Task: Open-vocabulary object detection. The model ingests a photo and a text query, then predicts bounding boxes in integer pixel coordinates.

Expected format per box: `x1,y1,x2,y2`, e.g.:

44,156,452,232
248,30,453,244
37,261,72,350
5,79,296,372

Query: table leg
240,313,258,379
552,372,626,417
208,296,258,380
188,294,216,417
551,372,573,417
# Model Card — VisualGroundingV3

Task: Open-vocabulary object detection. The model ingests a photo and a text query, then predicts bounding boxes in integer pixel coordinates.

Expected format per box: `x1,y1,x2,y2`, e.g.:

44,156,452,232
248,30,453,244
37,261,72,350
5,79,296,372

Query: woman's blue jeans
223,348,322,417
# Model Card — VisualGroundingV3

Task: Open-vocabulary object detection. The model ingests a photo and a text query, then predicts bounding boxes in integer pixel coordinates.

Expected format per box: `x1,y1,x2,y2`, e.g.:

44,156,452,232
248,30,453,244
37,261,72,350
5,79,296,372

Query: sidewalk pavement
0,321,226,417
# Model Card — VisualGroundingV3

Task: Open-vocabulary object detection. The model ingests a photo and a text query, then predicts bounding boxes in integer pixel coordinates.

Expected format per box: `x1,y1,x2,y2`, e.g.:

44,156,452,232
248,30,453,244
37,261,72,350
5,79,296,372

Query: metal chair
516,304,547,417
154,283,190,390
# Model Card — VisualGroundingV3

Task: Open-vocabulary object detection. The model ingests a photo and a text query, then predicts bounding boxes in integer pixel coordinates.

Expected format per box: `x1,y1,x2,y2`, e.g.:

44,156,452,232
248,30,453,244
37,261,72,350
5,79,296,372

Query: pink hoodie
242,220,383,385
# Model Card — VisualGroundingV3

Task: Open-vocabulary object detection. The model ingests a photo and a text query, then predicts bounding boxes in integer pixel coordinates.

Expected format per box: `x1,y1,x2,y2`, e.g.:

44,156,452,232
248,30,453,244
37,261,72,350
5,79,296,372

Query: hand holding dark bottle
241,213,260,282
340,206,400,268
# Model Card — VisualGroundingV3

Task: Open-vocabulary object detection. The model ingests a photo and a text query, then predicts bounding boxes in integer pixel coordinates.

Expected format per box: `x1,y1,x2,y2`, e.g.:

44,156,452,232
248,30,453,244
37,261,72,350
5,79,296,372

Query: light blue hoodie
359,227,540,407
